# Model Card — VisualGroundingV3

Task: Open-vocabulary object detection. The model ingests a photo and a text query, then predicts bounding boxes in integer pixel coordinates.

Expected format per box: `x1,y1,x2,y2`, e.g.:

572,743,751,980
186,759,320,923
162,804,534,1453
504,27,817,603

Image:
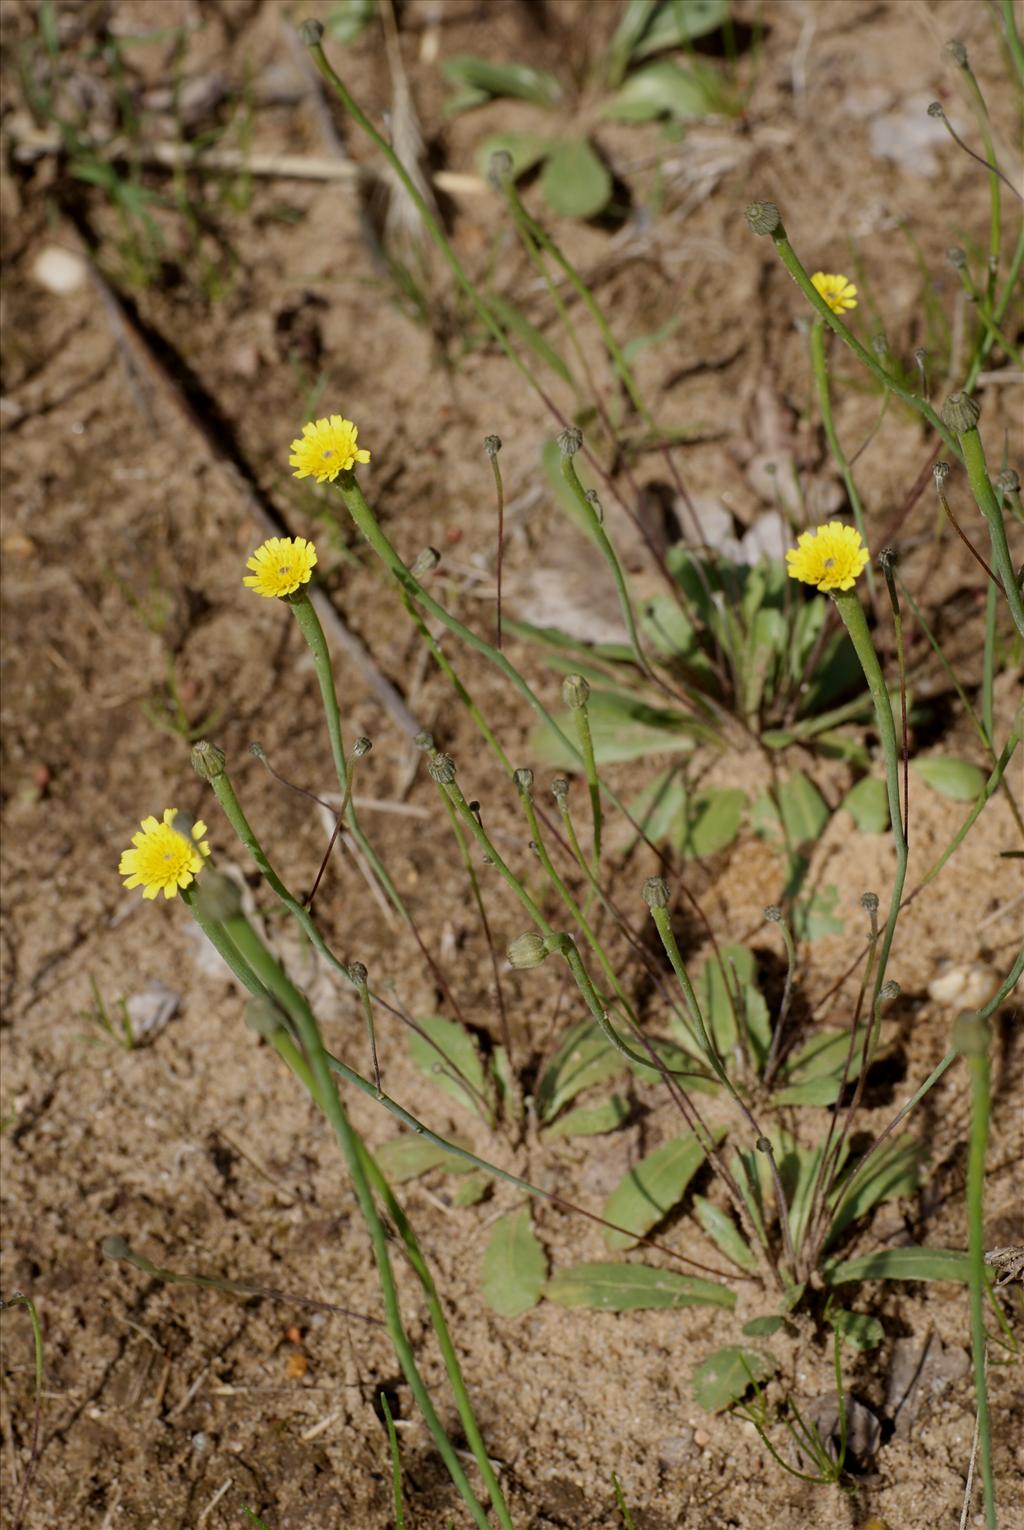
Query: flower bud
101,1236,133,1261
764,905,782,923
191,740,226,781
871,333,889,357
352,736,372,759
878,980,901,1001
298,18,324,45
507,932,549,970
348,961,368,987
946,246,966,269
860,891,879,912
427,752,457,785
562,673,590,711
414,730,435,752
192,868,243,924
410,547,441,577
585,488,604,523
557,426,582,458
927,100,945,119
745,201,781,236
933,461,951,484
643,877,669,909
484,434,502,458
551,777,569,806
942,391,981,434
513,767,534,794
755,1135,771,1154
996,468,1020,494
246,994,288,1039
488,149,513,189
945,39,968,68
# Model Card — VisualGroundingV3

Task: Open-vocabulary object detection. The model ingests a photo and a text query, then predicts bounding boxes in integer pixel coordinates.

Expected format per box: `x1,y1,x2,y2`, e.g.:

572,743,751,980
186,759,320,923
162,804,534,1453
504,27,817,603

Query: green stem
809,319,874,596
399,588,512,771
958,63,1001,306
958,425,1024,639
965,223,1024,391
218,905,504,1530
1001,0,1024,88
288,590,414,919
559,448,651,680
571,700,602,875
766,219,961,458
958,1014,996,1530
831,589,909,1007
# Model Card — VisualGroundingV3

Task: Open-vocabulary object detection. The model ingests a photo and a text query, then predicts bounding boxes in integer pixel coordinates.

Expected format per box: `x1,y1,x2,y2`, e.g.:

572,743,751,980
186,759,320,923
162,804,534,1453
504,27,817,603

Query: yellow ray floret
243,536,318,598
786,522,869,592
810,271,858,315
289,414,370,483
119,808,211,901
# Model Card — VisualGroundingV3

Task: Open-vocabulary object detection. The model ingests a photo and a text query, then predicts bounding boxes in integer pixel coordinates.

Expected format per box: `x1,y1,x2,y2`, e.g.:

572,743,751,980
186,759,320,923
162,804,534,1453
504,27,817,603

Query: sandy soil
2,1,1022,1527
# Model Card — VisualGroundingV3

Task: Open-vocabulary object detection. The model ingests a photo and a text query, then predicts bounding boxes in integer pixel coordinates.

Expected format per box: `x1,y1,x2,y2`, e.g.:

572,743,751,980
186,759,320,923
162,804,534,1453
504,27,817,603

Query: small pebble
32,246,86,294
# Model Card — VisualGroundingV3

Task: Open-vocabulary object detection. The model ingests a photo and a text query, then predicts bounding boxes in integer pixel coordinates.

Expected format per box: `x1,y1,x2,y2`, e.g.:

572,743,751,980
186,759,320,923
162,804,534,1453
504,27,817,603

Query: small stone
31,246,86,294
693,1427,710,1448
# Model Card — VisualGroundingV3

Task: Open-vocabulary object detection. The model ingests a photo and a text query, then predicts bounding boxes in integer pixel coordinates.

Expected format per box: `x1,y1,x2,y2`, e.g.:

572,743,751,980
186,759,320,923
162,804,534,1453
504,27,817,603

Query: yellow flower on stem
119,808,211,901
810,271,858,315
289,415,370,483
786,521,869,592
243,536,317,598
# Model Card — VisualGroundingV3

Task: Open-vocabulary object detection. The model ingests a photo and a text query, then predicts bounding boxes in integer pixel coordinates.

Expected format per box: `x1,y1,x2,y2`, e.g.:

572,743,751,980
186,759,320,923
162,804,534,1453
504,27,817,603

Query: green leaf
536,1021,624,1122
547,1262,734,1311
773,1028,867,1107
540,138,613,219
451,1171,490,1208
825,1135,921,1250
841,775,890,833
407,1015,493,1121
628,770,688,844
606,0,660,85
544,1094,630,1138
692,1346,777,1411
442,55,563,107
690,945,756,1056
692,1195,758,1272
828,1308,884,1350
791,884,844,942
475,132,554,181
911,757,987,802
742,1315,785,1337
604,60,714,121
775,771,830,843
633,0,730,57
824,1247,970,1286
678,787,745,858
533,691,704,767
603,1127,725,1250
481,1209,547,1316
375,1135,474,1183
488,294,573,386
620,312,685,364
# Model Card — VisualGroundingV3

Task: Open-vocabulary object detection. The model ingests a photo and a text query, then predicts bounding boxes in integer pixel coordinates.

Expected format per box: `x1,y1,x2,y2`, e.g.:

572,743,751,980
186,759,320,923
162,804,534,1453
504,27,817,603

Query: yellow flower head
243,536,317,599
289,415,370,483
811,271,858,315
786,521,869,592
119,808,211,901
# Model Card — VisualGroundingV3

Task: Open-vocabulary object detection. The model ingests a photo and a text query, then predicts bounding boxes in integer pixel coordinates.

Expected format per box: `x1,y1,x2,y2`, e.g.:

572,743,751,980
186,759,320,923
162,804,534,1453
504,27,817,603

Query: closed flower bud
557,426,582,458
585,488,604,523
933,461,951,484
860,891,879,912
427,753,457,785
513,767,534,794
945,38,968,67
411,547,441,577
927,100,945,119
942,391,981,434
764,905,782,923
507,932,549,970
352,737,372,758
871,332,889,357
298,18,324,45
562,673,590,710
745,201,781,235
488,150,513,189
946,246,966,269
191,740,226,781
348,961,368,987
996,468,1020,494
101,1235,133,1261
879,980,901,1001
414,730,435,752
551,777,569,806
643,877,669,909
484,434,502,458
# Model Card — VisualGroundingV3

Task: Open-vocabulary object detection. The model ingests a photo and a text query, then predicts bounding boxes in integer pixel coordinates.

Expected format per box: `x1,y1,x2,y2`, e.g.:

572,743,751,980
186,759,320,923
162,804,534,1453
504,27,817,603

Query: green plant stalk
965,222,1024,390
559,451,650,680
1002,0,1024,86
955,266,1022,365
214,903,505,1530
809,319,874,596
962,1020,996,1530
982,580,997,749
647,904,719,1071
832,588,908,1003
571,698,602,875
3,1291,44,1530
957,61,1001,305
764,217,961,457
379,1389,405,1530
957,425,1024,639
288,590,414,917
